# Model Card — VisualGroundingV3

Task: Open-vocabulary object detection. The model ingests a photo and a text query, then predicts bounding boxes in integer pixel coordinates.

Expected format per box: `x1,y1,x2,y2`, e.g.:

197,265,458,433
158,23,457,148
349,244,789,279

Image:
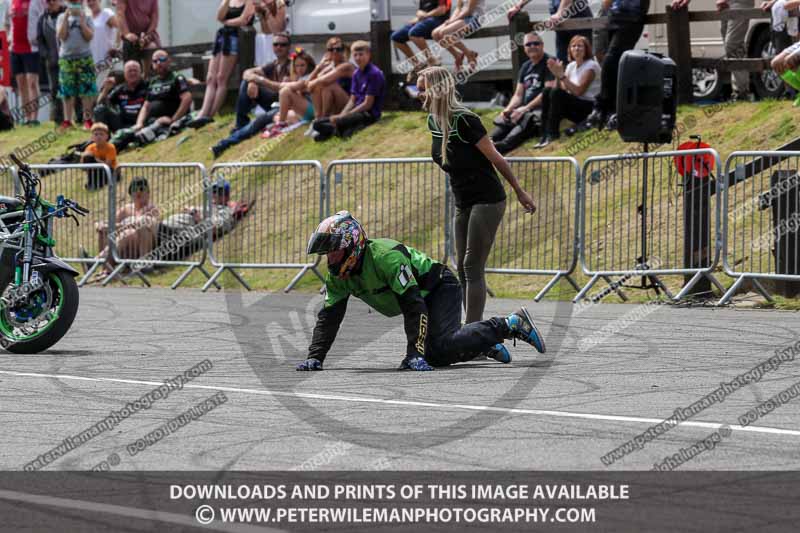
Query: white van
156,0,783,99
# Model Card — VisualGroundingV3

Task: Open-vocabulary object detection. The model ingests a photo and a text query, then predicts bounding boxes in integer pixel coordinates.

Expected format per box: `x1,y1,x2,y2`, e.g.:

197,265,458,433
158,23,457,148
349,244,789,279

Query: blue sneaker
485,343,511,363
505,307,546,353
398,356,434,371
296,358,323,371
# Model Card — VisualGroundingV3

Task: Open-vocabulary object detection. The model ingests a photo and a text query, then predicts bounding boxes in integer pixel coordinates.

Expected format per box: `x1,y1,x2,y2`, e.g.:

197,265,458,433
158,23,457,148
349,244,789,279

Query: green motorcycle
0,154,88,353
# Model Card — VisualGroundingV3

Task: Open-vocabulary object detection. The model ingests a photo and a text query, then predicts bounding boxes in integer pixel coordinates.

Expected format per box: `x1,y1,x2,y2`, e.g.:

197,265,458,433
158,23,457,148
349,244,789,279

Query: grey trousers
454,199,506,324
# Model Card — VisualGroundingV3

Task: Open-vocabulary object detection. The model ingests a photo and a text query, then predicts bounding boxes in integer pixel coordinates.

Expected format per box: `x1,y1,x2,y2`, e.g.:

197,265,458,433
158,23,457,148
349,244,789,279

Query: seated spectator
536,35,600,148
189,0,257,129
117,0,159,77
267,47,316,136
234,31,291,130
391,0,450,82
310,41,385,142
37,0,67,126
87,0,118,89
210,47,311,156
81,121,117,189
430,0,483,72
93,59,147,132
772,40,800,104
491,32,554,154
254,0,287,65
91,176,160,280
161,178,236,243
0,87,12,131
81,121,117,166
124,50,192,148
57,0,97,130
307,37,356,121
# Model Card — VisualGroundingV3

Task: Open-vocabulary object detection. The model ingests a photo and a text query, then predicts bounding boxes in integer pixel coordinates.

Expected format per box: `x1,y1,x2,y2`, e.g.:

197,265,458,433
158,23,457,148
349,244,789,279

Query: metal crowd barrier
719,151,800,305
204,161,326,292
326,158,448,262
476,157,581,301
578,148,725,302
1,165,15,196
28,163,114,286
106,163,214,289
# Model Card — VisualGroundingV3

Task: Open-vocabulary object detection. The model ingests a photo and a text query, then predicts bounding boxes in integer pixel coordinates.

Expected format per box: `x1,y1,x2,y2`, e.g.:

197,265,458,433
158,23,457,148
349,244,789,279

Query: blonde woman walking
418,66,537,323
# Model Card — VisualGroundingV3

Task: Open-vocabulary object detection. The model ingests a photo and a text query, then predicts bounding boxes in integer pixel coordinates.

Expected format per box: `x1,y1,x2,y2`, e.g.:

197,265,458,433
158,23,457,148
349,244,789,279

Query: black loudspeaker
616,50,678,144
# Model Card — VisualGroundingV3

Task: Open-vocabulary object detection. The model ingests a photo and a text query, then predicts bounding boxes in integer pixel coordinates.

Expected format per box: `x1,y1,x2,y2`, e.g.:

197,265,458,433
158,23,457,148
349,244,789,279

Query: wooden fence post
666,5,692,104
370,19,393,81
510,11,531,84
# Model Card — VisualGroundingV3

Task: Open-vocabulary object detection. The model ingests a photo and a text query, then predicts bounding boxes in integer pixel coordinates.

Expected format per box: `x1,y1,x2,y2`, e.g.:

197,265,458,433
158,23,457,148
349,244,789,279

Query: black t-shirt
518,54,553,105
428,111,507,209
146,71,190,119
108,80,148,126
260,60,290,83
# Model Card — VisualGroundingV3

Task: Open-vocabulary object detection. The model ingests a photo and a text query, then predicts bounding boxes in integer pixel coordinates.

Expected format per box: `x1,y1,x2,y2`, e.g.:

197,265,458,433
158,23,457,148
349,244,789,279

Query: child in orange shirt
82,122,118,170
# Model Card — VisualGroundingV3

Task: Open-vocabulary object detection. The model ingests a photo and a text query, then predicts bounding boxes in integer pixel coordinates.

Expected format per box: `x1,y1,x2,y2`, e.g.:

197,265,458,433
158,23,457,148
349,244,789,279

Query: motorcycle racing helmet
307,211,367,279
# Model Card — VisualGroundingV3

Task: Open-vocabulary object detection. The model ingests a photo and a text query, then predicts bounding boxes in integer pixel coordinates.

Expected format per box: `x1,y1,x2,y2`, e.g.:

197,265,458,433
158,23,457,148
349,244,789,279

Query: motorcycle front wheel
0,270,80,354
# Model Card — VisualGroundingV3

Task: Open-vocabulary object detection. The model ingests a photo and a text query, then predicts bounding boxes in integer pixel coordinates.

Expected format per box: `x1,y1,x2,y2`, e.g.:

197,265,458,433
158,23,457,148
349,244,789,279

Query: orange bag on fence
0,32,10,87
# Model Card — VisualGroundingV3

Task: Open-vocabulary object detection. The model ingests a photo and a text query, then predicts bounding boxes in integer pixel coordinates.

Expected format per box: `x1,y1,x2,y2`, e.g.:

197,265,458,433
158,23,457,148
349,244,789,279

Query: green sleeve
381,250,420,296
324,276,349,308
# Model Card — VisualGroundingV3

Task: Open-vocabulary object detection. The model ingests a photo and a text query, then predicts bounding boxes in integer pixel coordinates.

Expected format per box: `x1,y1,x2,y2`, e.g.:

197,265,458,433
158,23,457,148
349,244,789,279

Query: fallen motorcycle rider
296,211,546,372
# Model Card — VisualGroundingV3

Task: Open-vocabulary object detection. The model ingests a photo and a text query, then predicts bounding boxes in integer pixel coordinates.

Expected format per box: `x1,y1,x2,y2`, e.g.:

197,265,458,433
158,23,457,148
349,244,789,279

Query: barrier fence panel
579,148,725,303
28,164,114,286
480,157,581,302
205,161,326,292
107,163,212,289
326,158,448,263
0,165,15,196
719,151,800,305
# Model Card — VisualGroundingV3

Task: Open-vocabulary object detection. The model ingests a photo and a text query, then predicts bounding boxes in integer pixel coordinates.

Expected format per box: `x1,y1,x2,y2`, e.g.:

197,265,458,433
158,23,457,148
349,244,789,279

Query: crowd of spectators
2,0,800,161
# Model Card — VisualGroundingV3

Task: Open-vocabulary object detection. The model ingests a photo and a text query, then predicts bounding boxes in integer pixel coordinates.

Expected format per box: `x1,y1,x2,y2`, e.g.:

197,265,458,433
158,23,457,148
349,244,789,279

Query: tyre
752,29,785,99
693,67,722,101
0,270,80,354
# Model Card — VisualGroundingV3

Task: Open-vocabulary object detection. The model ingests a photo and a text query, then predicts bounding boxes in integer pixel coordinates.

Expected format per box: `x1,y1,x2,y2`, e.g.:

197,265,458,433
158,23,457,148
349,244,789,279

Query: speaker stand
638,143,672,298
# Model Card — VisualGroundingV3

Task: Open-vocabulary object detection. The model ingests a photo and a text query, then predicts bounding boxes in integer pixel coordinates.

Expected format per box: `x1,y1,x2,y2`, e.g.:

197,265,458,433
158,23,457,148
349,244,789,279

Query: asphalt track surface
1,287,798,473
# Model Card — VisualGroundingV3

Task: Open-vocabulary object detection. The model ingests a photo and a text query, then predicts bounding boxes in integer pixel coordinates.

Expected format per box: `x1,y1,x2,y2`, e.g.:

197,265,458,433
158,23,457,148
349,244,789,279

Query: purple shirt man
350,62,385,120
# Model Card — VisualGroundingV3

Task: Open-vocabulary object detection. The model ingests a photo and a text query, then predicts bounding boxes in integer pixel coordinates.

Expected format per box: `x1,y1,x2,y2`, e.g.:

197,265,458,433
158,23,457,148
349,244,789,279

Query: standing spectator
190,0,257,129
310,41,385,142
537,35,601,147
93,59,146,132
5,0,45,125
430,0,484,72
37,0,66,125
117,0,158,77
254,0,286,66
307,37,356,122
585,0,650,130
418,66,537,326
718,0,754,101
57,0,96,130
491,32,555,154
86,0,116,88
131,50,192,145
234,30,290,130
391,0,450,82
267,47,316,136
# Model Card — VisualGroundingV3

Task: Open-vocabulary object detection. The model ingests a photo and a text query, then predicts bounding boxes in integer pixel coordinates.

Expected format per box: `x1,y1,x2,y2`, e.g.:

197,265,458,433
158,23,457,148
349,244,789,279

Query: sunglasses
273,42,290,47
153,56,168,64
525,41,543,47
327,46,345,52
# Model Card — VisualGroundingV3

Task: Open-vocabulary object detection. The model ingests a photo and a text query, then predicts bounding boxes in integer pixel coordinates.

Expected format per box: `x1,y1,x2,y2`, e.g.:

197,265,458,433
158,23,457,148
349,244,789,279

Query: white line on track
2,369,800,438
0,489,285,533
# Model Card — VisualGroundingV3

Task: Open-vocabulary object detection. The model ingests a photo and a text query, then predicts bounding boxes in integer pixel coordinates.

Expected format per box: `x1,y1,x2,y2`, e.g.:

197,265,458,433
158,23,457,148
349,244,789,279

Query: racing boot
504,307,546,353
